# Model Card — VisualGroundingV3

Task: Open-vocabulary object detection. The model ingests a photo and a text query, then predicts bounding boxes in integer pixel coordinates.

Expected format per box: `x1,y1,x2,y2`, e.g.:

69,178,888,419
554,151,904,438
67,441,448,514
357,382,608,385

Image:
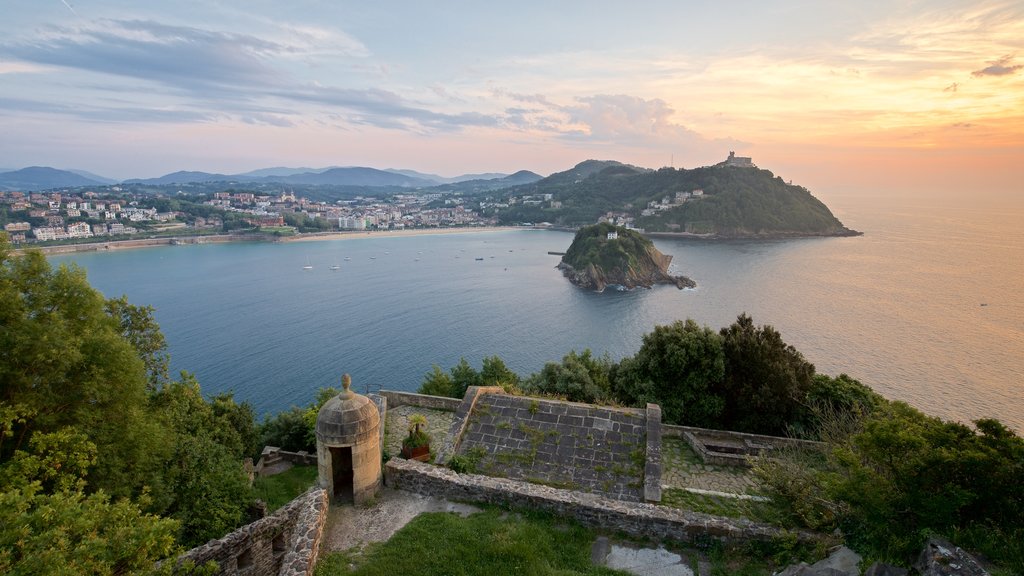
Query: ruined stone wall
174,487,328,576
385,458,818,546
663,424,824,466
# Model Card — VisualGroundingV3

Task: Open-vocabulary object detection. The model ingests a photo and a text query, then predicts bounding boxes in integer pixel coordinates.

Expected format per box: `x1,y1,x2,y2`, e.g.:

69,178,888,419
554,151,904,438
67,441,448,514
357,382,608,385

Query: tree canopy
0,237,259,567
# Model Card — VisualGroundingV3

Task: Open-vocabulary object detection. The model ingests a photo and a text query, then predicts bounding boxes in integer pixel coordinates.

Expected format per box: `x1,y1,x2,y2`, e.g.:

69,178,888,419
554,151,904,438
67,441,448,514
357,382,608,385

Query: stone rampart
385,458,818,546
379,390,462,411
174,487,328,576
433,386,504,465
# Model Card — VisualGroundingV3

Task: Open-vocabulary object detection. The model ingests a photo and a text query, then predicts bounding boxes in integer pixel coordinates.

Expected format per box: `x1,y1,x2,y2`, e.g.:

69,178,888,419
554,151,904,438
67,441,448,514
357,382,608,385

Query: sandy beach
280,226,527,243
23,226,536,255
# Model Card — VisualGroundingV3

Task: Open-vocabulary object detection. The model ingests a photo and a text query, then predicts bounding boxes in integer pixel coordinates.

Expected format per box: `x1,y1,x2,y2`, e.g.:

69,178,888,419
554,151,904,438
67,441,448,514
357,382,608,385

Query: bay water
50,191,1024,432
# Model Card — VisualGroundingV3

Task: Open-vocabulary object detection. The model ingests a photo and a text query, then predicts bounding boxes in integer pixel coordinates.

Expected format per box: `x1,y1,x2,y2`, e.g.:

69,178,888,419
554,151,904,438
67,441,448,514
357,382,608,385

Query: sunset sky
1,1,1021,194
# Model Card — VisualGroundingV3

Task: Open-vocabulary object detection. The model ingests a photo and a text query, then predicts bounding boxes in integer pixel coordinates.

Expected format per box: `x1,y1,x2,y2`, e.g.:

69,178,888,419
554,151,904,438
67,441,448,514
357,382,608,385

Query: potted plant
401,414,431,461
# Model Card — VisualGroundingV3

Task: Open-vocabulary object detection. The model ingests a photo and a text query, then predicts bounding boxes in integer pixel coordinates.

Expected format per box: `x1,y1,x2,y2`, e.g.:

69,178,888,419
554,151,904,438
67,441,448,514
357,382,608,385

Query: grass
252,465,318,511
314,507,629,576
661,488,779,524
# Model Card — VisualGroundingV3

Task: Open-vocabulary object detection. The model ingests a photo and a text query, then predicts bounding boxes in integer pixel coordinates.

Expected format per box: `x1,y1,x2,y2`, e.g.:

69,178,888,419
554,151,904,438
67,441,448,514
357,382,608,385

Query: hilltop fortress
721,151,755,168
178,382,822,575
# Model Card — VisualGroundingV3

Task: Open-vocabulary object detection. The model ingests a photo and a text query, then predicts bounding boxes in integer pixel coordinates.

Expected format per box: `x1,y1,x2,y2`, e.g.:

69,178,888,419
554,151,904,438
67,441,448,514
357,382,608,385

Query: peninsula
558,223,696,292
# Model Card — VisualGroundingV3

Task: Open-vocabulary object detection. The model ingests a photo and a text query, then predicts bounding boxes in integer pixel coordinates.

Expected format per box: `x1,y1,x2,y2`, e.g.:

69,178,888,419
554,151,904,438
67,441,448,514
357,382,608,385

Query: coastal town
0,187,503,246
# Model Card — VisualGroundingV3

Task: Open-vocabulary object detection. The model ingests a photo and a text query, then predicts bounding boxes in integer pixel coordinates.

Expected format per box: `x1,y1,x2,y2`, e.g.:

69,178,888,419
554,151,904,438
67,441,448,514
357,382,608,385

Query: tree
523,349,613,404
149,375,253,547
718,314,815,435
418,365,456,397
480,355,520,390
613,319,725,427
0,240,167,500
0,414,180,575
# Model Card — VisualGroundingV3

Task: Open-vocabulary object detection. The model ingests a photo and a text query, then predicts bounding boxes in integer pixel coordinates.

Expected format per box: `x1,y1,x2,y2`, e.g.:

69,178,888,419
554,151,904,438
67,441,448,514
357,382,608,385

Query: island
557,223,696,292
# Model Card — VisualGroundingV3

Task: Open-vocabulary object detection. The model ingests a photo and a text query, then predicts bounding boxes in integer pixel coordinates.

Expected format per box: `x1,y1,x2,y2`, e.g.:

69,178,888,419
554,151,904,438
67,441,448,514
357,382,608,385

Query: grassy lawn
315,508,629,576
253,465,318,511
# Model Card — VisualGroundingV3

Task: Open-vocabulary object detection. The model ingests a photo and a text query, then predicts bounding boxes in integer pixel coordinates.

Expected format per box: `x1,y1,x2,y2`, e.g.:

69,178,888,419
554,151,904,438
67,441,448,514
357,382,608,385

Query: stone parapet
379,390,462,411
432,386,504,465
174,487,328,575
385,458,819,546
643,403,662,502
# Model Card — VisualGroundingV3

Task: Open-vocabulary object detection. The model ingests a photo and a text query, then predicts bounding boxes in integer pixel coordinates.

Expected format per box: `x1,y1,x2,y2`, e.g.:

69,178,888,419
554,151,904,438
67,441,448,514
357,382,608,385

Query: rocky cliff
558,223,695,292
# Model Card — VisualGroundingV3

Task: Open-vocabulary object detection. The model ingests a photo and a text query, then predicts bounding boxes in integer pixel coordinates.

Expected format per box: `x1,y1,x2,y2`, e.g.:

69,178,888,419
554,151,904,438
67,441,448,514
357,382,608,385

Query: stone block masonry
452,392,649,501
174,487,328,576
385,458,820,546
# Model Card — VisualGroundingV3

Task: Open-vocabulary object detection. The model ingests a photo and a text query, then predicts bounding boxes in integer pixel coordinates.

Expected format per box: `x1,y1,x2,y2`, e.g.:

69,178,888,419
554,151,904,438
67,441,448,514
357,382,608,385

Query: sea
49,190,1024,433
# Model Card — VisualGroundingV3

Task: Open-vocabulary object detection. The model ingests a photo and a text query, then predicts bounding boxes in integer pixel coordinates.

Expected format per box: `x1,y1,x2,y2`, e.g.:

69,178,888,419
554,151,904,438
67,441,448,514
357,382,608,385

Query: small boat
302,265,313,270
344,257,351,261
475,257,484,261
330,264,340,271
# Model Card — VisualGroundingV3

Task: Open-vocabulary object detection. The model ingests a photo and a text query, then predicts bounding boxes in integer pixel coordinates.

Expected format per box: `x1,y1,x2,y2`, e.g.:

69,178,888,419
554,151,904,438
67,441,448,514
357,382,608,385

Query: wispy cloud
972,55,1022,77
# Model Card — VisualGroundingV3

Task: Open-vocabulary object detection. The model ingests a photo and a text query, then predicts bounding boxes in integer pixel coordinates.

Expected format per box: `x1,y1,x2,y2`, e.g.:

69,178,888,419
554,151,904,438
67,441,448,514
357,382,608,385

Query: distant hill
275,167,433,187
384,169,515,185
500,170,544,185
124,171,237,185
236,166,329,178
0,166,107,191
65,169,118,185
490,159,858,238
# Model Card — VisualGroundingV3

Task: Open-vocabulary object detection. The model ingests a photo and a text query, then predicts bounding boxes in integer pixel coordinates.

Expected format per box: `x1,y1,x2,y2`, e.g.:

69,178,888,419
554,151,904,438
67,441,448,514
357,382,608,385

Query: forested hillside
486,160,858,237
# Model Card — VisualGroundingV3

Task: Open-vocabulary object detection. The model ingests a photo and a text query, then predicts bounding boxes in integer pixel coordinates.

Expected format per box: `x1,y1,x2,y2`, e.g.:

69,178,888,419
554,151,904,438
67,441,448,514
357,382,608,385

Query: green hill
486,160,859,238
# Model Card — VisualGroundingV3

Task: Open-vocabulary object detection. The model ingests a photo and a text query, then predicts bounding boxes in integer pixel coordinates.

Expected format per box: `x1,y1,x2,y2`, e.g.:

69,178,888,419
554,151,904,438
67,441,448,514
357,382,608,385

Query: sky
0,1,1021,194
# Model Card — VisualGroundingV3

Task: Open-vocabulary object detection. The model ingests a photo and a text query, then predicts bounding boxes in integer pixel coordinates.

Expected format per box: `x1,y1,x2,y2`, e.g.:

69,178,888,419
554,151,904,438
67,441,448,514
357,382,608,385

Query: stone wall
643,403,662,502
433,386,504,465
174,487,328,576
385,458,819,546
663,425,824,467
379,389,462,411
256,446,317,475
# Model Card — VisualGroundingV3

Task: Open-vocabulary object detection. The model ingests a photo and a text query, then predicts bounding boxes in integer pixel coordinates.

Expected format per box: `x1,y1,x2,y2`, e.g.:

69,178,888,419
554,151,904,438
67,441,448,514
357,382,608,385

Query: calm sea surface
50,191,1024,432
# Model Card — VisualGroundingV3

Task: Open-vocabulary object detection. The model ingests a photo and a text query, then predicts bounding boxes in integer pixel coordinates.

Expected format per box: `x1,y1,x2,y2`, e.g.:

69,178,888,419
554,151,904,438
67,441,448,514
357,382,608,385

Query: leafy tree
259,407,312,453
418,356,519,398
756,400,1024,571
105,296,170,389
0,240,167,499
719,314,815,435
0,414,180,575
419,365,456,397
480,355,520,390
523,350,613,404
449,358,483,398
149,375,253,547
258,386,339,454
613,319,725,427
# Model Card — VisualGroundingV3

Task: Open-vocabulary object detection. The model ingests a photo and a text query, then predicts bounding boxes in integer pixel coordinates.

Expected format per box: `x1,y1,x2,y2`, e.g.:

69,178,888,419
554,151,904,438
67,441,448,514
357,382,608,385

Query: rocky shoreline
556,260,696,293
644,228,863,240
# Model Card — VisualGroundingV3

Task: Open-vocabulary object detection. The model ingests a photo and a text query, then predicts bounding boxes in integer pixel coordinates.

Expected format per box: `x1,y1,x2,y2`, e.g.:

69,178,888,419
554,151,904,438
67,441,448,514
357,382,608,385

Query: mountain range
0,165,543,192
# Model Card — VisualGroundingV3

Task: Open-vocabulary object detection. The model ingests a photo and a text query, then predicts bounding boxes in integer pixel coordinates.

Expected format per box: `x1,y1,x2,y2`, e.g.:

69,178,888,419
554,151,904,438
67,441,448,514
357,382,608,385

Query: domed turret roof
316,374,380,446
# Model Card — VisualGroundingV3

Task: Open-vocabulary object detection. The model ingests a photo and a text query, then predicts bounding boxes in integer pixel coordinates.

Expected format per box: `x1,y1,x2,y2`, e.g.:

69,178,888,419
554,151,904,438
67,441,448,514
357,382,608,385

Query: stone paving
660,437,760,496
453,394,648,501
384,405,455,459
